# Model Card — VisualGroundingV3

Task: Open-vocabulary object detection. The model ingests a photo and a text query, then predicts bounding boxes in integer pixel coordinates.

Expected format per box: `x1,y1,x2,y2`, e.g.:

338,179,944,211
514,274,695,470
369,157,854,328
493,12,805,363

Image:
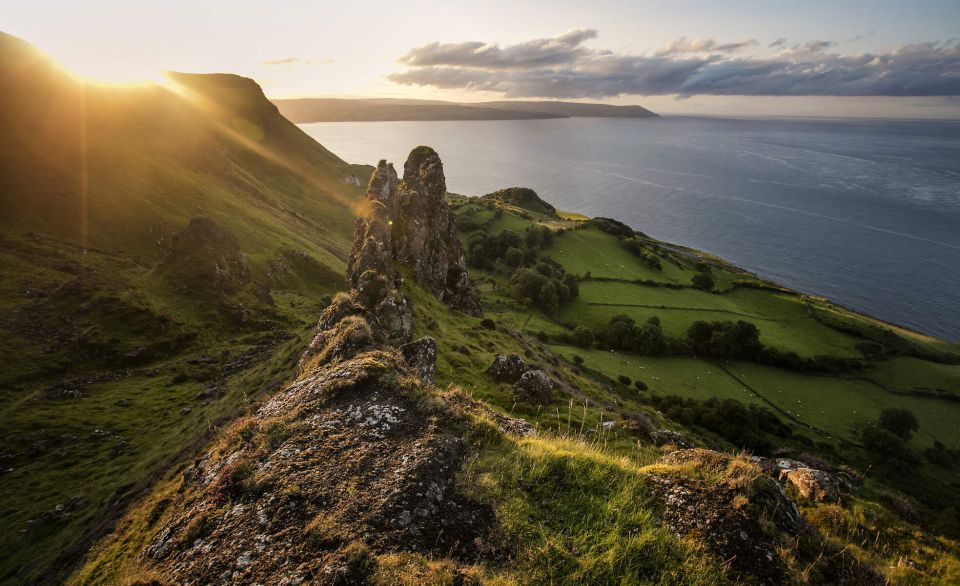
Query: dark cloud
769,38,787,48
803,40,835,52
388,31,960,98
398,28,597,69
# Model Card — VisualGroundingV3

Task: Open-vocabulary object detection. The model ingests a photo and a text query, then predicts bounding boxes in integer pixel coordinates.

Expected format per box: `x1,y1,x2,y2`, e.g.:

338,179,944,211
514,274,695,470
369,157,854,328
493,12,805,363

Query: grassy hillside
4,30,960,585
0,32,370,583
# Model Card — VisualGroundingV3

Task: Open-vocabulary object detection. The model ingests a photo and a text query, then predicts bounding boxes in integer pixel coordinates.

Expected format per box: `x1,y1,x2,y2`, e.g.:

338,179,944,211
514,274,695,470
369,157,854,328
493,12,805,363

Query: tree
862,424,919,468
691,272,715,291
879,408,919,440
572,326,594,348
539,281,560,314
504,247,524,268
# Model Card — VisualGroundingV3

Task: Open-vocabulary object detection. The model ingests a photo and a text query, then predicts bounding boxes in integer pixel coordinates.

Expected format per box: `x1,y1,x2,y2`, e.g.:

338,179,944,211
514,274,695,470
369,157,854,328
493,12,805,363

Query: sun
52,52,169,87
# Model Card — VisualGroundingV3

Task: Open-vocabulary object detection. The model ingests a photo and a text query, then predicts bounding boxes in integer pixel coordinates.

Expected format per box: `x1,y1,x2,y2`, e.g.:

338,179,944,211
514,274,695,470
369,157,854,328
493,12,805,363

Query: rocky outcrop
157,217,250,293
513,370,554,404
647,449,801,584
347,149,482,317
779,467,842,504
400,336,437,385
649,429,692,449
486,353,530,383
140,150,493,584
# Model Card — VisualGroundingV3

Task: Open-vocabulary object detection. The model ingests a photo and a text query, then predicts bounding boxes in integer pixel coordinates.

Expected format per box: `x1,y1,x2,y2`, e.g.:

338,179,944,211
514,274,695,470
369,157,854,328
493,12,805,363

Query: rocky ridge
138,149,495,583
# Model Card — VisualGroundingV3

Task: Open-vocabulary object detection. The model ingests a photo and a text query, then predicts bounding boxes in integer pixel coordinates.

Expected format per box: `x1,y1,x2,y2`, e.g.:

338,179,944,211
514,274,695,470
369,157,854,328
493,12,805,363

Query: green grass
549,228,686,283
461,431,730,585
864,357,960,393
727,362,960,449
559,281,862,358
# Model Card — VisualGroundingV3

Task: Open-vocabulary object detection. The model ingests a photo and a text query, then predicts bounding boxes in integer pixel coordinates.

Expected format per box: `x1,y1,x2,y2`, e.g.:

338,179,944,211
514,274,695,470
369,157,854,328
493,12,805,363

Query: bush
572,326,594,348
504,247,525,268
634,380,648,391
617,375,631,386
878,408,919,440
480,318,496,330
571,354,584,366
691,272,715,291
862,424,919,469
536,330,549,343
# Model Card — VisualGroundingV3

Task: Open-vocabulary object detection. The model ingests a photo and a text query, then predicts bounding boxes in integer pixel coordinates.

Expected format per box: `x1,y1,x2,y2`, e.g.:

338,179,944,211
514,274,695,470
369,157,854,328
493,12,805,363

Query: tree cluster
649,394,793,454
511,259,579,314
599,315,667,355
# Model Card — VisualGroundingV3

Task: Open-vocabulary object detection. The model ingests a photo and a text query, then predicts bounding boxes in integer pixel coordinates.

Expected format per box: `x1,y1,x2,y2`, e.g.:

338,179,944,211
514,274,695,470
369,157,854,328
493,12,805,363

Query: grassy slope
4,30,959,584
0,33,370,583
452,198,960,449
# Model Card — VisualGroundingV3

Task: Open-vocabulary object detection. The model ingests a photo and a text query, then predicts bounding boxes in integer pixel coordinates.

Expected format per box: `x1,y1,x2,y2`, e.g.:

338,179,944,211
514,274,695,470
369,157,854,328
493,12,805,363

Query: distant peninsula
271,97,659,122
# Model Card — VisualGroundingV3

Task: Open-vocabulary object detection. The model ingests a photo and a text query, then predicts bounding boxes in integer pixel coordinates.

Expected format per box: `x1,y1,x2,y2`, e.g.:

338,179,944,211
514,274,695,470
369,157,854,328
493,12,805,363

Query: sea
299,116,960,342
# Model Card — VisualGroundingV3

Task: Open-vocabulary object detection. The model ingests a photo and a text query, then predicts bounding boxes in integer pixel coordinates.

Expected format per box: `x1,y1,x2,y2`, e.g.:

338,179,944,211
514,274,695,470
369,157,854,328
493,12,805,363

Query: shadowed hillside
0,32,370,583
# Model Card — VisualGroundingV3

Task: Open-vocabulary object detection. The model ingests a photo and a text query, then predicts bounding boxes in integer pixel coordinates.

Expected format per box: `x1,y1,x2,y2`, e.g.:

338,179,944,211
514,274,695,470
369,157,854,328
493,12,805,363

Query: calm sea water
300,116,960,341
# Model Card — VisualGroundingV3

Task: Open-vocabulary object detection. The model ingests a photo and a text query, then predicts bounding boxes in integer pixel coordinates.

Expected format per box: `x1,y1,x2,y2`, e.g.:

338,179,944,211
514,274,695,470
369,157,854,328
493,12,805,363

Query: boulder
401,336,437,385
649,429,692,449
486,353,529,383
647,449,801,583
513,370,553,404
779,467,842,504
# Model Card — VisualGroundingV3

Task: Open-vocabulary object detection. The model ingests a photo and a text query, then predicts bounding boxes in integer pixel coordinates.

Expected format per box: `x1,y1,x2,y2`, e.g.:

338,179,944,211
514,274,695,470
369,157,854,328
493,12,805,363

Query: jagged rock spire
394,147,482,316
347,147,481,316
302,147,481,374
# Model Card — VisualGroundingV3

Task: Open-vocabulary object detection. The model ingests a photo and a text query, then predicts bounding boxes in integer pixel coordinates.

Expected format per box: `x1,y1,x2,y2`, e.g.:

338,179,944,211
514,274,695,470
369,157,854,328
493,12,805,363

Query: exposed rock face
647,449,801,584
141,150,494,584
157,217,250,293
779,467,842,504
396,147,482,315
347,149,482,317
649,429,692,449
513,370,554,404
400,336,437,385
486,353,530,383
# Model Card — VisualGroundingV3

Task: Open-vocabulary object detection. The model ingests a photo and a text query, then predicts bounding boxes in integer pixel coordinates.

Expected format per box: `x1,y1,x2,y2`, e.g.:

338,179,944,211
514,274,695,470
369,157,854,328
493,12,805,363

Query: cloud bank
388,29,960,98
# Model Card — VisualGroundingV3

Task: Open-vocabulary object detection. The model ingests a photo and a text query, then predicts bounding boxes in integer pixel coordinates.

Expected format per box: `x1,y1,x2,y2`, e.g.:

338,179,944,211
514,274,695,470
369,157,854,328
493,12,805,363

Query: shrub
617,375,631,386
504,247,525,268
536,330,549,343
572,326,594,348
691,272,715,291
862,424,919,469
634,380,648,391
480,318,496,330
878,408,919,440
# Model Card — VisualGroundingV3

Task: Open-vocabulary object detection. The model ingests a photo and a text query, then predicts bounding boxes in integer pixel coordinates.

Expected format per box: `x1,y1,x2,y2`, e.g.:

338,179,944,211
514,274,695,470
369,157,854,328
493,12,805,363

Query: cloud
656,37,757,56
262,57,304,66
397,28,597,69
803,40,835,52
388,31,960,98
261,57,334,66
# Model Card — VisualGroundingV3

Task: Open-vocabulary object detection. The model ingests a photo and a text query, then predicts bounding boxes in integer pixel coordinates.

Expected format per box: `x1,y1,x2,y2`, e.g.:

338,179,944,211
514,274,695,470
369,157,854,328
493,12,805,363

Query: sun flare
53,52,168,87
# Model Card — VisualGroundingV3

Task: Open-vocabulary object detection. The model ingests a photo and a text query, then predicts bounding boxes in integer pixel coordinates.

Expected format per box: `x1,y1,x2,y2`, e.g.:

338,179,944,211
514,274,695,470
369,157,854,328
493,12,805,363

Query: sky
5,0,960,118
